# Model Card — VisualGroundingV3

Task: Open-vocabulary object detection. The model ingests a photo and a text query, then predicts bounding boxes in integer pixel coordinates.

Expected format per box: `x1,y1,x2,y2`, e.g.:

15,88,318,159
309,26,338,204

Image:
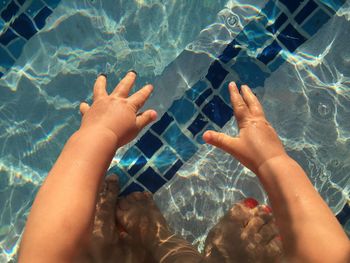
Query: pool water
0,0,350,261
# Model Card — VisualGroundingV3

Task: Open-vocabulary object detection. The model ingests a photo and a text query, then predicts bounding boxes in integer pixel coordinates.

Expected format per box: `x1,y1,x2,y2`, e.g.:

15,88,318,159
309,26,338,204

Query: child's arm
18,72,157,263
203,82,350,263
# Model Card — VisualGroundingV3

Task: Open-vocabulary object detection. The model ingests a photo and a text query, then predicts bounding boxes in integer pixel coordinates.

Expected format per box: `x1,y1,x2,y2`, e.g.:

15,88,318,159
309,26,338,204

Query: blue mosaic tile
1,1,19,22
26,0,45,17
231,56,270,88
241,20,272,50
261,0,280,21
295,0,318,24
11,13,37,40
7,37,25,58
119,147,142,169
187,113,208,137
280,0,304,13
128,155,147,176
319,0,346,12
202,95,233,128
0,18,4,31
43,0,61,9
218,39,241,63
108,165,130,189
195,88,213,107
34,6,53,30
266,13,288,34
136,131,163,158
169,97,197,125
336,203,350,225
257,40,282,65
302,9,331,36
277,24,307,52
0,72,3,78
164,159,183,180
153,146,178,174
120,182,144,196
0,1,11,9
151,112,174,135
16,0,26,5
219,81,231,105
0,27,18,45
185,80,208,101
137,167,166,193
163,123,198,162
0,46,15,69
267,53,286,71
206,60,229,89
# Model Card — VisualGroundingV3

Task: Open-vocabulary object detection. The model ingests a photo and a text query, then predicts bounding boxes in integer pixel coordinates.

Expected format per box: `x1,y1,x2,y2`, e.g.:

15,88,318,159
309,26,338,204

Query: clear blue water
0,0,349,261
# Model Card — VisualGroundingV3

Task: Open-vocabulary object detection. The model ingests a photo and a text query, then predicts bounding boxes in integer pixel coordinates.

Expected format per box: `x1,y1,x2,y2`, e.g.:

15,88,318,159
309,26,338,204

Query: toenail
262,205,273,214
243,198,259,209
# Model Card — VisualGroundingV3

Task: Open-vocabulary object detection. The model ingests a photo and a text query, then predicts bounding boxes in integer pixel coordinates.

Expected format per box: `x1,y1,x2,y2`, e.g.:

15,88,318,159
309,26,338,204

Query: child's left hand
79,71,157,147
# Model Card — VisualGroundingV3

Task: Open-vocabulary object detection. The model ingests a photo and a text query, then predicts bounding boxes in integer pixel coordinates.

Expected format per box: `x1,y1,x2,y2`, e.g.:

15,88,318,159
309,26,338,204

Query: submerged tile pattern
1,0,348,225
0,0,61,77
106,0,347,196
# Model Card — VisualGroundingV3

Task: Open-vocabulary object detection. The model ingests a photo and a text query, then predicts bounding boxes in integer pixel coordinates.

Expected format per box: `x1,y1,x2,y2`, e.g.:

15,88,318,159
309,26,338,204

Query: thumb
136,110,157,131
203,130,242,157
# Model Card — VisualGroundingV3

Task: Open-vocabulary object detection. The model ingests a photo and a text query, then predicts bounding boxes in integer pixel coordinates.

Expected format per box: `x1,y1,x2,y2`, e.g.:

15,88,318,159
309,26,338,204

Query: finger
241,85,265,116
136,110,157,131
228,82,249,122
79,102,90,115
93,74,108,101
128,85,153,111
111,71,137,98
203,130,242,157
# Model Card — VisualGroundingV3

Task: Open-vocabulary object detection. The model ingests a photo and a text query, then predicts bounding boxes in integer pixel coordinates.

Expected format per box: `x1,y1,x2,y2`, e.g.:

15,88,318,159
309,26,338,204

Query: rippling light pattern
0,0,349,260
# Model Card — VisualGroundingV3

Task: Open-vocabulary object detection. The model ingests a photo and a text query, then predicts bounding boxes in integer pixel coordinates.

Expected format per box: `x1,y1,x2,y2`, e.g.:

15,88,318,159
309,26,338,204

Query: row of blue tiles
0,0,62,78
108,0,346,197
336,203,350,233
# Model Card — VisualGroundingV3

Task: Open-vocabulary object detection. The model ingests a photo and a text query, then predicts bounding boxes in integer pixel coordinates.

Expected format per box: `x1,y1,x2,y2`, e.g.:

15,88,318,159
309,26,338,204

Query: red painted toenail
263,205,273,213
243,198,259,209
276,235,283,241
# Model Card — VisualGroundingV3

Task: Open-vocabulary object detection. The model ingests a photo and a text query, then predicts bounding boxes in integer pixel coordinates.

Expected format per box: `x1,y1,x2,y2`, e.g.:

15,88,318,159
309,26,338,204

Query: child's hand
203,82,286,174
79,72,157,147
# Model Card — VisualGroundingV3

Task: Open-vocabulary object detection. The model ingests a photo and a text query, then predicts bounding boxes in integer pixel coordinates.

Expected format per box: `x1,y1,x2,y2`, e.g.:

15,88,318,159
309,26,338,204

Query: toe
258,222,280,244
228,203,253,226
243,198,259,209
266,236,284,258
253,205,274,223
118,197,130,211
143,192,153,199
105,174,119,197
133,192,145,201
126,192,144,202
241,217,265,240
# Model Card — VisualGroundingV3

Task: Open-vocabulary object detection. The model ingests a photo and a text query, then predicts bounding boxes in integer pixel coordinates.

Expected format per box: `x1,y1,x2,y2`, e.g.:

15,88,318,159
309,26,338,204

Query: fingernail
150,110,157,120
98,73,107,78
243,198,259,209
262,205,273,214
203,131,212,141
127,69,137,75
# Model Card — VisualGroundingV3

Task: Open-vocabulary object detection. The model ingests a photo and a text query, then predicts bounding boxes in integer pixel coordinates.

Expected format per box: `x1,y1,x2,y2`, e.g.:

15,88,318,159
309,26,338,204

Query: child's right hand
203,82,287,174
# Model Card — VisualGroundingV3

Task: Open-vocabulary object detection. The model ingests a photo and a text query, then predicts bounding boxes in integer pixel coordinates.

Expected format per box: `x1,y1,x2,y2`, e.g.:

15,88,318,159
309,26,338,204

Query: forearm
19,127,119,262
257,155,349,262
